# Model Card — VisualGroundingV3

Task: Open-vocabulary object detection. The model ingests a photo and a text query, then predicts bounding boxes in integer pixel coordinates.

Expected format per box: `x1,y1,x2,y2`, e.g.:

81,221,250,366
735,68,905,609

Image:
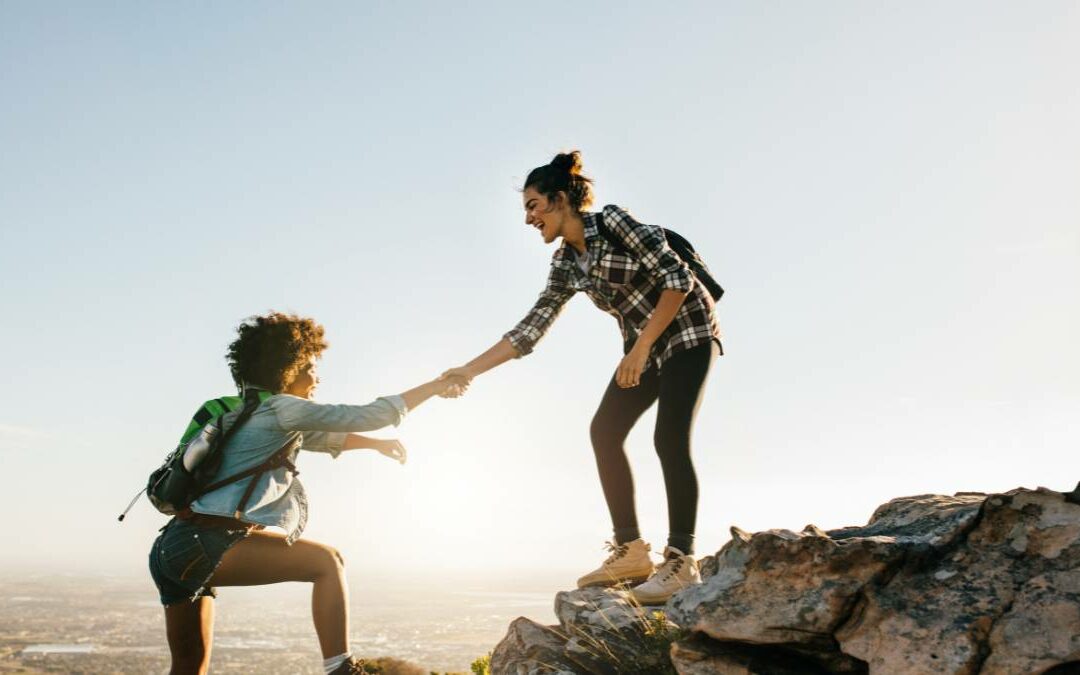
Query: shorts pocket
161,531,212,583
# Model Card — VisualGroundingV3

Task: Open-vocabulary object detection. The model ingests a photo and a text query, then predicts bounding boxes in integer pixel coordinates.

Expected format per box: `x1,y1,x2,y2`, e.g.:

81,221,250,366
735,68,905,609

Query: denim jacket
188,393,407,544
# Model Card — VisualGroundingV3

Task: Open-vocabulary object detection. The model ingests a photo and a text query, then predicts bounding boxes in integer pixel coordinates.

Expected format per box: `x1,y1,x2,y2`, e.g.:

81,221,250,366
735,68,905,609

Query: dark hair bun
550,150,584,175
522,149,595,212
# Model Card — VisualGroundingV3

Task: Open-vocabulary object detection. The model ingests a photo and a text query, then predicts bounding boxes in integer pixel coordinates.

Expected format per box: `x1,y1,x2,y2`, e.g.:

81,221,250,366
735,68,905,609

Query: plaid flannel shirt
504,204,721,371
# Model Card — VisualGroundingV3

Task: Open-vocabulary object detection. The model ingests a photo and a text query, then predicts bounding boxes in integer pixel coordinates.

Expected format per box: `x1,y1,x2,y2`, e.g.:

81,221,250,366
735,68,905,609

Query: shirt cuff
503,330,532,357
325,432,348,458
379,395,408,425
660,269,694,293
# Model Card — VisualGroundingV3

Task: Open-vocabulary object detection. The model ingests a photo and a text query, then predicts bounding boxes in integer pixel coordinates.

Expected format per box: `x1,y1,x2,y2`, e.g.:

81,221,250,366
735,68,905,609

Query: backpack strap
197,437,298,496
593,207,725,302
214,389,262,442
192,390,295,505
230,443,299,518
592,208,630,254
195,436,300,518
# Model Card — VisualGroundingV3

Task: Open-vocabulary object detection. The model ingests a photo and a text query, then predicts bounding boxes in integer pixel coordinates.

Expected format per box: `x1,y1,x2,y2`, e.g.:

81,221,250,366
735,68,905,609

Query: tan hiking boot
630,546,701,605
576,539,655,589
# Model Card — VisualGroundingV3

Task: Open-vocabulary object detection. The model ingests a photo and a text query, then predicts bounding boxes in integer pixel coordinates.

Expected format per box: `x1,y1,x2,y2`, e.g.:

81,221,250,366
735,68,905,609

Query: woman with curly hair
443,151,721,605
148,312,463,675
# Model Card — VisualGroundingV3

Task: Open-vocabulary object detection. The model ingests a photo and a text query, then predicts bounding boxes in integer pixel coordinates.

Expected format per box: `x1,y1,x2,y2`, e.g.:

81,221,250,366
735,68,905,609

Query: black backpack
594,208,724,302
118,389,297,521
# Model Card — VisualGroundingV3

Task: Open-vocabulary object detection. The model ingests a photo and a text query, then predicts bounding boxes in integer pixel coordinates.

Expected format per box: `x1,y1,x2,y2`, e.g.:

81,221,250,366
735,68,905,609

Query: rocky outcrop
490,487,1080,675
670,487,1080,674
490,587,682,675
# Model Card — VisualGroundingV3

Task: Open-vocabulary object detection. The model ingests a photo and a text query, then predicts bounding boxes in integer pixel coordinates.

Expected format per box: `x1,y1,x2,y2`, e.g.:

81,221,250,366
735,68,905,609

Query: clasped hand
362,368,472,466
437,369,472,398
438,367,473,398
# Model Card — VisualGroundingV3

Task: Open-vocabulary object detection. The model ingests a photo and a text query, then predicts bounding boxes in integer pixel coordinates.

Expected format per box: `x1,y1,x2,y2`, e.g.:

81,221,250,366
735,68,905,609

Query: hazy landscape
0,572,559,673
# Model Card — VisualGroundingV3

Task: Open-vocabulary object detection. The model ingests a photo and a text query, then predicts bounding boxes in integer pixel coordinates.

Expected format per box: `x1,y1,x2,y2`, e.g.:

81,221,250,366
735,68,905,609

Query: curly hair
226,312,329,392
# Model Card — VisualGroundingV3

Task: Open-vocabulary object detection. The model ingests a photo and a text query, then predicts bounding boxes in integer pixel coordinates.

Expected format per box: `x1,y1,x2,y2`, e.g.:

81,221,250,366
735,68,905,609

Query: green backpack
118,388,292,521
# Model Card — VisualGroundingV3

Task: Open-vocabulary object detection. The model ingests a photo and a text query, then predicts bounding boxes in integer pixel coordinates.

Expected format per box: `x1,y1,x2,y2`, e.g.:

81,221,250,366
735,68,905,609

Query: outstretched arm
444,259,575,388
278,373,465,435
398,375,467,410
341,434,408,464
444,338,519,381
296,377,464,461
347,371,469,462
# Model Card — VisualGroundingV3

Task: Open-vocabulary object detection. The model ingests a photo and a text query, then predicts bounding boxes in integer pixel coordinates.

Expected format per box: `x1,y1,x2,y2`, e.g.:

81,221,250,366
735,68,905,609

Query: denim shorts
148,518,252,606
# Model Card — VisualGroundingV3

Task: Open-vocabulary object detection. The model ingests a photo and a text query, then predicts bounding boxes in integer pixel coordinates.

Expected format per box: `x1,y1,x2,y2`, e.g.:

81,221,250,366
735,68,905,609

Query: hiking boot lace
602,541,629,565
656,556,685,582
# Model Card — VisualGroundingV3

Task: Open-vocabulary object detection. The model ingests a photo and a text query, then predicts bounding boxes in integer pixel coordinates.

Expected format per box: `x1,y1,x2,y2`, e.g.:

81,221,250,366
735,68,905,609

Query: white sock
323,652,351,674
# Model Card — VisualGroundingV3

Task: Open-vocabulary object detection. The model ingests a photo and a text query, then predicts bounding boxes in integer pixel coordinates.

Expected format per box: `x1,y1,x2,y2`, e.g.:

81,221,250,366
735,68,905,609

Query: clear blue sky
1,1,1077,580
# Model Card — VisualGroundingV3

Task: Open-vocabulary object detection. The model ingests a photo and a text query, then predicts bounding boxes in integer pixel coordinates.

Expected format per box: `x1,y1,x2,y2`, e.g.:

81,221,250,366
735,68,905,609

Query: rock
836,489,1080,674
556,587,681,674
666,487,1080,675
489,617,577,675
980,570,1080,674
491,487,1080,675
666,522,896,672
827,492,986,546
670,635,839,675
697,554,719,581
490,587,683,675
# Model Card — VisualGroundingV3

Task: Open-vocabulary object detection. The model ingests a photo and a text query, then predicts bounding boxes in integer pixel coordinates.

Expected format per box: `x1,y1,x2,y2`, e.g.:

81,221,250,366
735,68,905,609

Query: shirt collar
555,212,603,265
583,211,600,242
241,382,273,396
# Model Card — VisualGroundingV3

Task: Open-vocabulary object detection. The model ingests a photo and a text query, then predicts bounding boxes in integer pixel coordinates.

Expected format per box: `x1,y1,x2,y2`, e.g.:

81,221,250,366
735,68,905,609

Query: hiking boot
630,546,701,605
329,657,372,675
576,539,654,589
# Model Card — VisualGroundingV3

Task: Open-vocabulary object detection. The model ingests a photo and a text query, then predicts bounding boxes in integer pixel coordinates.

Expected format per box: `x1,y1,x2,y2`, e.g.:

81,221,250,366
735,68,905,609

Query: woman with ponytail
443,151,721,604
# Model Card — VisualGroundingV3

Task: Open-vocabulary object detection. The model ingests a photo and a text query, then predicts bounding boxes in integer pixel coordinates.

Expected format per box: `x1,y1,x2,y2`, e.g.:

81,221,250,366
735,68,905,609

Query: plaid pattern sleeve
503,253,577,356
602,205,693,293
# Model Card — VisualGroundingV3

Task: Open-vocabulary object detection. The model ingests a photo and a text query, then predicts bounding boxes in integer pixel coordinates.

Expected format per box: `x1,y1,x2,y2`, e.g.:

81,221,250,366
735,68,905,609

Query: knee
590,414,620,454
316,544,345,576
653,425,689,461
330,546,345,569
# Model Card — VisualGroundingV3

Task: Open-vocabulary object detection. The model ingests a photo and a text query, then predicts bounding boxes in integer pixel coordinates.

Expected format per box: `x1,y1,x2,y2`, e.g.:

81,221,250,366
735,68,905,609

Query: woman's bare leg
164,596,214,675
209,530,348,658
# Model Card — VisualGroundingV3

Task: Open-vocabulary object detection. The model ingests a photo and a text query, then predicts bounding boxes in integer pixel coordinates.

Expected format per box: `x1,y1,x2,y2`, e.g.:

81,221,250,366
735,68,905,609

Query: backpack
594,208,724,302
118,388,296,521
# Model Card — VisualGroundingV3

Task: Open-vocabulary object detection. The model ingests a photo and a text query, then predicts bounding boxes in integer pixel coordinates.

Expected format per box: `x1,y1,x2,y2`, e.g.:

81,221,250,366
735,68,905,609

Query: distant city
0,574,557,673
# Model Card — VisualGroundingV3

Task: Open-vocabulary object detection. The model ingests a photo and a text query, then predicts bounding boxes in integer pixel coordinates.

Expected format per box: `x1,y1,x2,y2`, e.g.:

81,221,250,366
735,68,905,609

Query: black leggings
589,341,717,555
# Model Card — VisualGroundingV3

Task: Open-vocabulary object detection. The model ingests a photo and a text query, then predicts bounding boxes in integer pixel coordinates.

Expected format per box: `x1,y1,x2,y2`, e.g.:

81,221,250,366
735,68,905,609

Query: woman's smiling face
284,356,320,399
523,186,569,245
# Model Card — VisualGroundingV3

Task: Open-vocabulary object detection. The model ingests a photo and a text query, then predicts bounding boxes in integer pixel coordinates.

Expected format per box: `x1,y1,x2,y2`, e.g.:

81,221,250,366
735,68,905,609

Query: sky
0,1,1077,586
